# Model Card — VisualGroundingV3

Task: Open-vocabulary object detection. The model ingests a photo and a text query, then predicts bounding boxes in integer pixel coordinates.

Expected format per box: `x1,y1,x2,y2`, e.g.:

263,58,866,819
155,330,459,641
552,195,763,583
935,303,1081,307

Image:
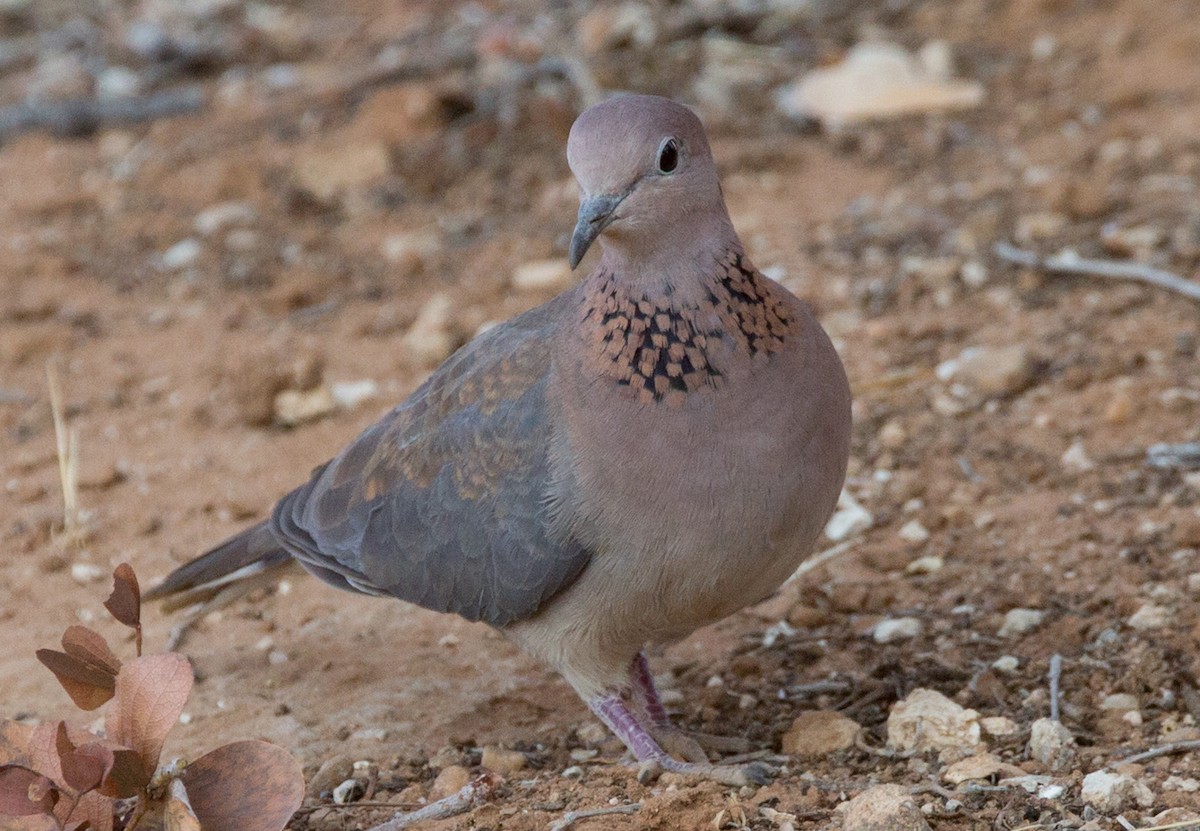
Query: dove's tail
145,521,297,612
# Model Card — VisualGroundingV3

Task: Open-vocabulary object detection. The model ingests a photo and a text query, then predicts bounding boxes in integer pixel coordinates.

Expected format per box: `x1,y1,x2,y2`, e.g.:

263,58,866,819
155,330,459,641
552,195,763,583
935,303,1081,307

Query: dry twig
0,87,204,141
1114,739,1200,765
365,773,501,831
993,241,1200,302
549,803,641,831
1048,653,1063,722
46,360,84,548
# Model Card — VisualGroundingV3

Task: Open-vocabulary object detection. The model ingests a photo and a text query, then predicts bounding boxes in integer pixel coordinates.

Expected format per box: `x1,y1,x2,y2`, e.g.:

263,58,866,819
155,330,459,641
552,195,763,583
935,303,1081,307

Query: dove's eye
656,138,679,174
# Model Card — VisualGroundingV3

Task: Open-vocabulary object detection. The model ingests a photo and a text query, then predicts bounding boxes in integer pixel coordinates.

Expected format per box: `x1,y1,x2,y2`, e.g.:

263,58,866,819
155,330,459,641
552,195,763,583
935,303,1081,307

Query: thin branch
790,539,858,581
549,803,641,831
1114,739,1200,766
365,773,500,831
0,87,204,141
993,241,1200,302
1048,654,1063,722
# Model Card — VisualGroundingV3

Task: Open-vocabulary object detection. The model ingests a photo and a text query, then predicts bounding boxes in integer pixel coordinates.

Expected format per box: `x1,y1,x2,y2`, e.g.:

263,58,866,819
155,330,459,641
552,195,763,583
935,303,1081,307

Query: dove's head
566,95,732,270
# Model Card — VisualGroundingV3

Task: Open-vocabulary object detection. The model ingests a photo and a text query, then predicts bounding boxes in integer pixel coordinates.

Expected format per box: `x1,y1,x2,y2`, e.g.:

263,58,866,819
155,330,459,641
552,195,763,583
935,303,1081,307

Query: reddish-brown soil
3,1,1200,829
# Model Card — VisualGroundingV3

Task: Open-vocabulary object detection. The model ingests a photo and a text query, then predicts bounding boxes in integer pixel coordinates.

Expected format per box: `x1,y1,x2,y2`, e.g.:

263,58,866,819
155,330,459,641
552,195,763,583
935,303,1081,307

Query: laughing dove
147,94,852,785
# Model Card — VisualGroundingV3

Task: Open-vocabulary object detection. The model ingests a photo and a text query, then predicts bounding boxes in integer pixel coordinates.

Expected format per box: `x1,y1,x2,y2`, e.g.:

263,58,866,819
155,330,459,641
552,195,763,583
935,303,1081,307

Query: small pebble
1028,717,1076,771
160,238,202,271
905,555,943,575
1127,602,1169,630
991,655,1019,673
997,608,1044,637
897,520,930,544
874,617,923,643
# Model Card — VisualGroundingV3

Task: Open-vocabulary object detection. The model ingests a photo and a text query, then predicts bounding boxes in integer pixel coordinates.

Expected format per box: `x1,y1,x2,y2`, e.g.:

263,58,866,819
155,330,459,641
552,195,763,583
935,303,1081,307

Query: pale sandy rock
998,608,1044,637
886,688,980,754
1099,693,1138,712
481,746,527,773
980,716,1020,737
381,230,442,273
308,755,355,796
330,379,379,410
429,765,472,800
512,259,575,293
897,520,929,544
1127,602,1169,630
274,387,336,426
943,753,1025,785
837,784,931,831
940,345,1033,399
1061,440,1095,473
781,710,860,757
1080,770,1154,812
1028,718,1076,771
402,292,456,367
874,617,922,644
777,41,983,129
904,555,943,575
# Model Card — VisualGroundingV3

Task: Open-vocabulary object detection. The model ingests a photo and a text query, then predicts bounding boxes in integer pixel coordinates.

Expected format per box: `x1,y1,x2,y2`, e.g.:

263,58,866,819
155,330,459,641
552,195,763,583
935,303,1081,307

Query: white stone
402,292,456,367
886,688,980,754
160,238,202,271
991,655,1019,673
874,617,922,643
998,608,1045,637
837,784,931,831
195,201,258,235
70,562,105,584
1061,440,1095,473
825,490,873,541
1080,770,1153,812
898,520,930,544
330,379,379,409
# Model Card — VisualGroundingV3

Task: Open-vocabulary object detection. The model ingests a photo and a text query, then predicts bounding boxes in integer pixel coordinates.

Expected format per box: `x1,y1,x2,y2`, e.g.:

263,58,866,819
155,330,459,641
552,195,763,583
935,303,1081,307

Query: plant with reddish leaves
0,564,304,831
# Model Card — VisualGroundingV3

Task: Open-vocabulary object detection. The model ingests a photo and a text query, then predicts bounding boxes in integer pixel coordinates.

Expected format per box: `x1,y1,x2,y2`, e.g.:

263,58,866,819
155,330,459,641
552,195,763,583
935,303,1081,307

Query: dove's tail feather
145,521,297,613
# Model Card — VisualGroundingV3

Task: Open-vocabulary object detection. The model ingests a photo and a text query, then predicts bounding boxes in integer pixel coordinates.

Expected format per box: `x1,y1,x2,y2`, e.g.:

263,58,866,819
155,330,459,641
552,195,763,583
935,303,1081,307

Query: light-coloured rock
991,655,1019,673
1080,770,1154,812
381,230,442,272
897,520,929,545
402,292,456,367
195,201,258,235
939,345,1033,399
1100,693,1138,712
904,555,943,575
781,710,860,757
274,387,336,426
825,490,873,541
293,141,390,202
512,259,575,293
776,41,983,130
308,755,355,796
70,562,105,584
480,746,527,773
874,617,922,644
1061,440,1095,473
837,784,931,831
980,716,1019,738
429,764,472,800
1028,718,1076,771
998,608,1044,637
942,753,1024,785
886,688,980,754
160,238,202,271
330,379,379,410
1127,602,1169,630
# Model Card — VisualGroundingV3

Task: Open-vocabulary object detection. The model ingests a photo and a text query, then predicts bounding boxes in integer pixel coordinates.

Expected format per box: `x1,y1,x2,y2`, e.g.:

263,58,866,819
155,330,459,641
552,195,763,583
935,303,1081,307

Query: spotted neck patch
579,249,798,405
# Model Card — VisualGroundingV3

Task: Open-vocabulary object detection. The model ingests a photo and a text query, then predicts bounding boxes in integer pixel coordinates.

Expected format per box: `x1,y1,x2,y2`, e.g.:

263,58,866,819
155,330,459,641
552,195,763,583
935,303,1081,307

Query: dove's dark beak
569,193,626,269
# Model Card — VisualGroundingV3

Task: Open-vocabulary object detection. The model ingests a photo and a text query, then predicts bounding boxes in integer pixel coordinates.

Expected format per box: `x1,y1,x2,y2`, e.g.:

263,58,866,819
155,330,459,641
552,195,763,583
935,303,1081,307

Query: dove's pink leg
630,652,670,727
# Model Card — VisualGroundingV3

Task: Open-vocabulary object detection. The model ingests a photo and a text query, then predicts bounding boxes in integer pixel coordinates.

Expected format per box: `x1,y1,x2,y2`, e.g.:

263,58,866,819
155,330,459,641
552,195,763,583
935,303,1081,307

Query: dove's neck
594,209,741,303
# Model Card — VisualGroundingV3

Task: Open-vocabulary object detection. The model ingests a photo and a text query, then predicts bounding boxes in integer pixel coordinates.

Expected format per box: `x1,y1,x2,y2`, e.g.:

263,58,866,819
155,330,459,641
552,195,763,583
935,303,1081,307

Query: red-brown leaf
62,790,113,831
179,741,303,831
0,764,58,816
34,650,116,711
95,749,147,799
60,627,121,677
103,564,140,631
59,742,112,795
105,654,192,775
27,722,65,784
